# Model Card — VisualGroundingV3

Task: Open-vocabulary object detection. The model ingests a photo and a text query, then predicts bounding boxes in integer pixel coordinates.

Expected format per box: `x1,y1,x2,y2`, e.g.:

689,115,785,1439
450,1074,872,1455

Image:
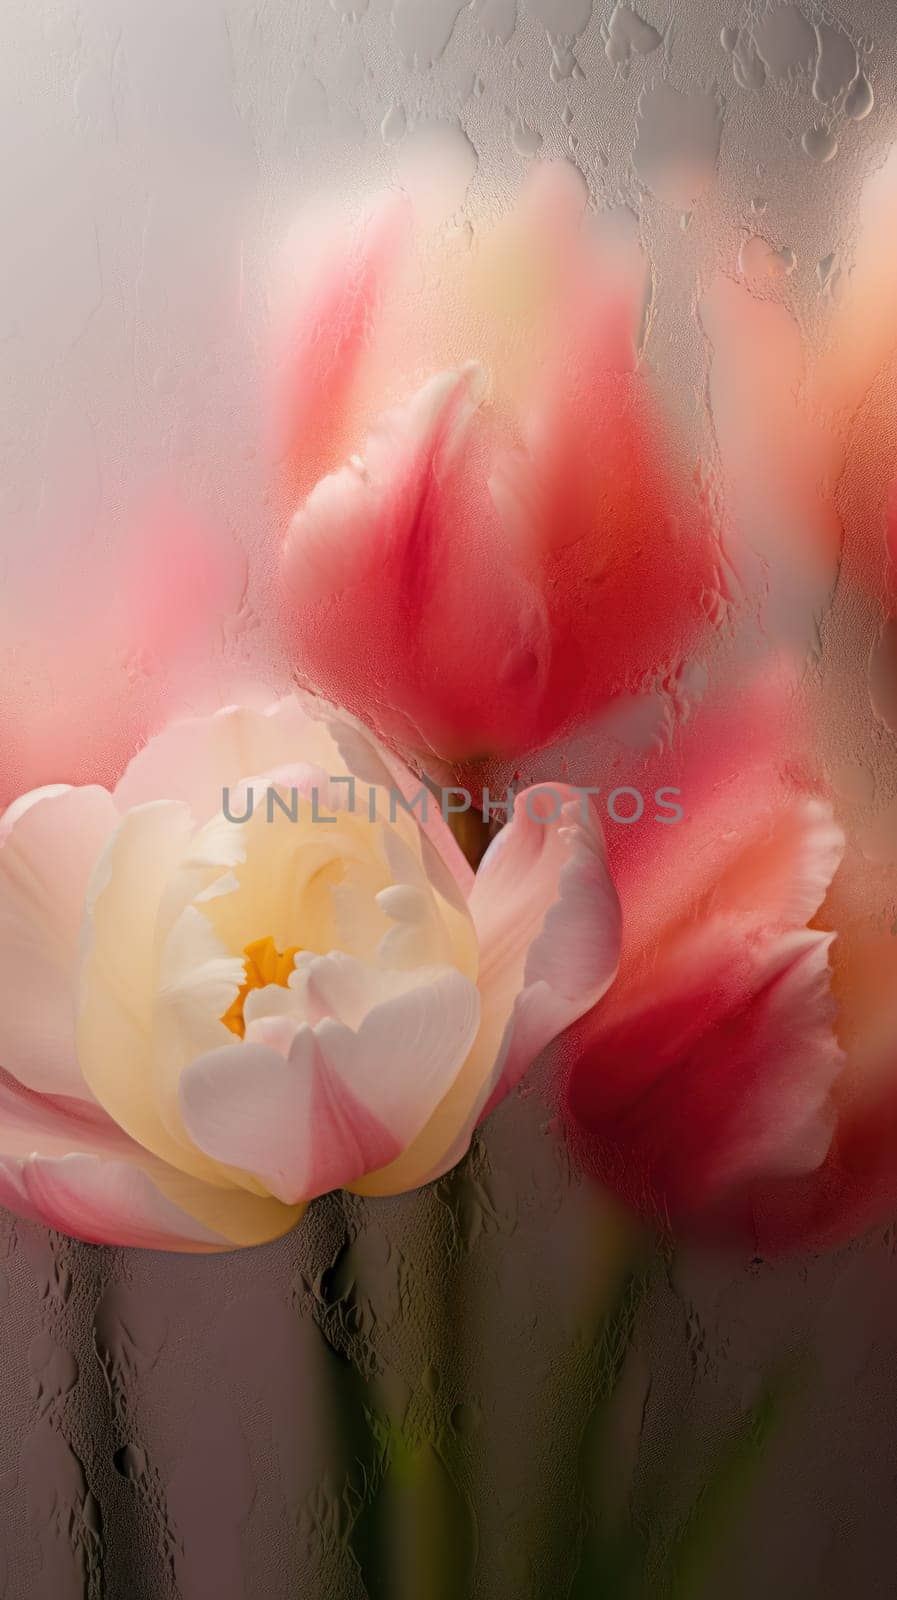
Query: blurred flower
667,141,897,1251
276,162,721,771
561,679,851,1248
0,696,620,1251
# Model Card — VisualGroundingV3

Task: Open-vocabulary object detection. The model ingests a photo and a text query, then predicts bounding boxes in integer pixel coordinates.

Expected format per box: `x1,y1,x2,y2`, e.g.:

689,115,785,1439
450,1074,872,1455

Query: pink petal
282,367,556,764
471,785,622,1120
0,785,118,1099
749,912,897,1252
325,708,475,906
599,670,839,962
352,786,621,1195
114,698,343,818
179,967,481,1202
0,1155,230,1251
488,381,717,739
565,797,846,1233
272,192,409,505
700,274,842,654
484,162,715,736
0,1070,297,1252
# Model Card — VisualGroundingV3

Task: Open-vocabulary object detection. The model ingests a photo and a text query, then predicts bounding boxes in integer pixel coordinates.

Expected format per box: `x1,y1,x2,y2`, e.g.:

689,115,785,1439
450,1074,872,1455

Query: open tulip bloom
0,697,620,1250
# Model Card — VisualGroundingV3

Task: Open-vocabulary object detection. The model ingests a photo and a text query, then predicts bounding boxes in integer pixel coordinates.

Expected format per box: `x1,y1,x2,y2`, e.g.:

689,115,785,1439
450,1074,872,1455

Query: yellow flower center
220,936,301,1040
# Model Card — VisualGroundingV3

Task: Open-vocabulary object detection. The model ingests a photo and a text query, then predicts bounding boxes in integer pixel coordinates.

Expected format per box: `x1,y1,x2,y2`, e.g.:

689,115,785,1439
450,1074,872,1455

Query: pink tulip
276,164,720,770
561,679,852,1247
0,696,620,1251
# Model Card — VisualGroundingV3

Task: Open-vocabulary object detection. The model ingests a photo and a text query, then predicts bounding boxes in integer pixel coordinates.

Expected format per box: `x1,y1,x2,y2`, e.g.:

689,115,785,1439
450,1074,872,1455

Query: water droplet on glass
381,104,406,144
732,36,767,91
812,21,858,104
846,71,874,121
739,235,797,282
802,124,839,163
524,0,591,37
474,0,517,45
754,4,817,79
27,1332,78,1413
832,760,875,808
817,252,839,293
634,83,723,209
858,797,897,866
113,1443,148,1482
391,0,468,67
511,119,543,158
396,122,479,227
550,42,580,80
605,5,662,70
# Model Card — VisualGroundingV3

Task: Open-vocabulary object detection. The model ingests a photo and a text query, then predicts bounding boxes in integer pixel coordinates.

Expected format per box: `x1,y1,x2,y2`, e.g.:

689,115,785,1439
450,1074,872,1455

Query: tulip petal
273,192,409,502
709,796,845,932
283,365,484,604
565,799,847,1229
282,366,555,763
749,909,897,1251
0,1070,299,1251
326,708,475,905
351,786,621,1194
488,374,717,722
0,785,119,1099
77,800,243,1186
566,928,844,1227
179,966,481,1201
114,699,344,818
471,787,623,1112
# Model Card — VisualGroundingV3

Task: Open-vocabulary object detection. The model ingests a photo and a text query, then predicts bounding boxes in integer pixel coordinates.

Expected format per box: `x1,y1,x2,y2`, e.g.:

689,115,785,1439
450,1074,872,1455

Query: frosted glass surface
1,1,896,1596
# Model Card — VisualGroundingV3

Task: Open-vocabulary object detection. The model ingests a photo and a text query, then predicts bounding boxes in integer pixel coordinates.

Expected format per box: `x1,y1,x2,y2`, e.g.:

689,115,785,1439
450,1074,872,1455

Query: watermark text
221,782,684,827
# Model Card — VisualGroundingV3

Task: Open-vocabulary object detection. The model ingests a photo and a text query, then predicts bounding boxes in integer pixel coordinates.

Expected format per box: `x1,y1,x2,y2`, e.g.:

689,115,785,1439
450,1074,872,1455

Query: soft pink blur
275,163,721,771
0,494,253,810
565,138,897,1254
